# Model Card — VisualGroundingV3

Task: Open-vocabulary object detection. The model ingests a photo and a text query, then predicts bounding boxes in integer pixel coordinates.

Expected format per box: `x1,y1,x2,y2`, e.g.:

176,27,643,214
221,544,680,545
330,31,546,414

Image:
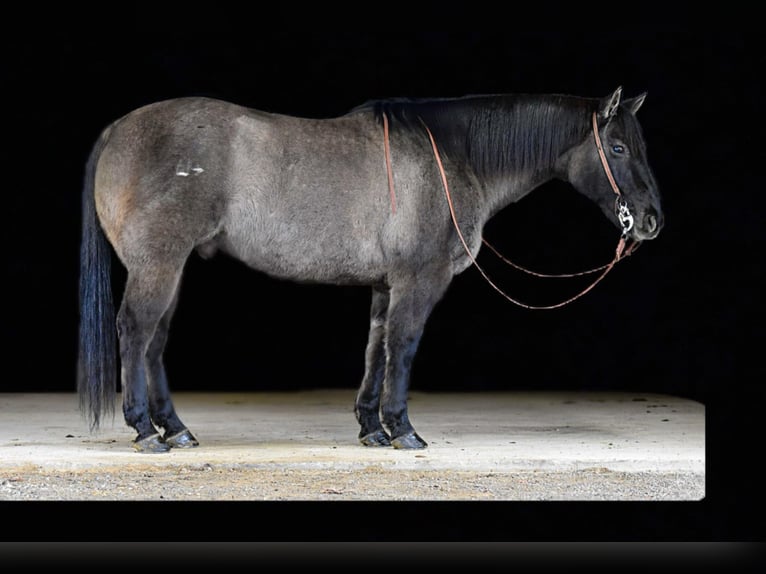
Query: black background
3,6,762,542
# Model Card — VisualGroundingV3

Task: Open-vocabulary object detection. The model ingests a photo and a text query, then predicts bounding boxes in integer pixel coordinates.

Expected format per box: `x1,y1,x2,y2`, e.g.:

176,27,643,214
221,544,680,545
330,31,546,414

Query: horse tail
77,128,117,431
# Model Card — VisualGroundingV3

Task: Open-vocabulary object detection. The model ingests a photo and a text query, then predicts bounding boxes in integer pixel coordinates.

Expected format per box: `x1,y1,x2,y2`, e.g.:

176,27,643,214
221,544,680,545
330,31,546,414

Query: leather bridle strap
592,112,622,201
592,111,636,237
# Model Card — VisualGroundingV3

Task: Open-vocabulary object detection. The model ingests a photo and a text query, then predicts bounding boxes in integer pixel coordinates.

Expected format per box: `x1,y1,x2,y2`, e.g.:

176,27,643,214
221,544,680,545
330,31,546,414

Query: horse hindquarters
78,129,196,451
92,121,222,452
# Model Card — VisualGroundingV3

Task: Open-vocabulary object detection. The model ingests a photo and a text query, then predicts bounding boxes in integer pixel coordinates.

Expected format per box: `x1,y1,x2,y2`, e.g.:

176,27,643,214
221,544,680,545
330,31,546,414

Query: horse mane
353,94,595,180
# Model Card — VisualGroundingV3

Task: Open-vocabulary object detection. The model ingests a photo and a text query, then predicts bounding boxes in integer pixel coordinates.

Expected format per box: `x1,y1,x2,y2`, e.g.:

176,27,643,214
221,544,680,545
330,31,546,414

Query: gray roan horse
78,86,663,452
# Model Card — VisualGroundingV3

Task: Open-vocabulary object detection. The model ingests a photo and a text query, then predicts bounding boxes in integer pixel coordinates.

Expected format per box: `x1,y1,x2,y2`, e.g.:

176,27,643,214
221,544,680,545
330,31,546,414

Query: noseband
381,110,640,310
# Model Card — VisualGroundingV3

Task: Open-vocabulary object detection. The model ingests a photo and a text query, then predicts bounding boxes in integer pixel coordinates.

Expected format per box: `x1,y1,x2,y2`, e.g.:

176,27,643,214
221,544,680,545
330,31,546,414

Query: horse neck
482,165,560,219
458,95,592,217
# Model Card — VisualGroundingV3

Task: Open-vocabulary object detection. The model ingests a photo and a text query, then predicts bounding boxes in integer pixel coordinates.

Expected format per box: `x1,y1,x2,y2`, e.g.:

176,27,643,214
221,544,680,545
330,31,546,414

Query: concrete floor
0,390,704,500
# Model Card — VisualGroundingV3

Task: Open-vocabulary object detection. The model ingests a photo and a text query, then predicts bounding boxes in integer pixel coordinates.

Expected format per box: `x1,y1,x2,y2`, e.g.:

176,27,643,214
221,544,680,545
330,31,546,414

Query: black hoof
391,432,428,449
165,429,199,449
359,429,391,447
133,433,170,453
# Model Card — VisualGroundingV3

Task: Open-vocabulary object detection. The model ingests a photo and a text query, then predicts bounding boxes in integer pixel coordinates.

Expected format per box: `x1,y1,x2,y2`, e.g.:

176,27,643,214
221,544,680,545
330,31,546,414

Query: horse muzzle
631,206,663,241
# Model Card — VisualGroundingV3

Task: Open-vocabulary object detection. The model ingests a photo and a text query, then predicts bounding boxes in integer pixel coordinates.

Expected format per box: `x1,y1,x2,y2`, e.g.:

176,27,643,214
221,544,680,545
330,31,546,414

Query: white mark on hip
176,160,204,177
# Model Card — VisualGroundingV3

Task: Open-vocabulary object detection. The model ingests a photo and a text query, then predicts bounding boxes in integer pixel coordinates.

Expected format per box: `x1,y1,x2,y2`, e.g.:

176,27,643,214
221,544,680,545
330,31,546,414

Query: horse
77,86,663,452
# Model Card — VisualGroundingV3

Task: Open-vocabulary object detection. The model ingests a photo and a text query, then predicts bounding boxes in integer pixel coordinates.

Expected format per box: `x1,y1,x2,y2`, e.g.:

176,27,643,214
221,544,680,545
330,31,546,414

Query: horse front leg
355,286,391,446
382,267,452,449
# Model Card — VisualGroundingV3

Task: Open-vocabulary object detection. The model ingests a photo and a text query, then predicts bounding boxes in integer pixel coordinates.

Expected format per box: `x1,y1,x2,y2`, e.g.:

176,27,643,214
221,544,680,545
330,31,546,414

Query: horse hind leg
117,258,186,453
145,289,198,449
354,286,392,446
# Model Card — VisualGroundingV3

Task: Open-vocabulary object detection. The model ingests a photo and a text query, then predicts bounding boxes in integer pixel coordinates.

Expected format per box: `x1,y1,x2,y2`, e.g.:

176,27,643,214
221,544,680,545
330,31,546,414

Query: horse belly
220,213,386,284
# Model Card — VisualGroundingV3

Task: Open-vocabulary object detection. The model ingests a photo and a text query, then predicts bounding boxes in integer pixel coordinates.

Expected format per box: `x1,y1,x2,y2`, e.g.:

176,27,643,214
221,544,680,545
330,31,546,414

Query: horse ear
598,86,623,121
623,92,647,115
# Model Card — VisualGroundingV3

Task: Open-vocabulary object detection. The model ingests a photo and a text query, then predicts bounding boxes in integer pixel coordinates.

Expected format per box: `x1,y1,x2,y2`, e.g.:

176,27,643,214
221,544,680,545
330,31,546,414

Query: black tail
77,132,117,431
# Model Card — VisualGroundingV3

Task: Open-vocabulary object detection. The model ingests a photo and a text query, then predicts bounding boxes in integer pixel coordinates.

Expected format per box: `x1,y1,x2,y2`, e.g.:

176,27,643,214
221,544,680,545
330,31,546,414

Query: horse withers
78,87,663,452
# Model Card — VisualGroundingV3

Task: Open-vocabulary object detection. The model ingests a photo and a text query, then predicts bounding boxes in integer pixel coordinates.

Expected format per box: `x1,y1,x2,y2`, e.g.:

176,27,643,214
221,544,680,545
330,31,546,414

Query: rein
381,110,640,310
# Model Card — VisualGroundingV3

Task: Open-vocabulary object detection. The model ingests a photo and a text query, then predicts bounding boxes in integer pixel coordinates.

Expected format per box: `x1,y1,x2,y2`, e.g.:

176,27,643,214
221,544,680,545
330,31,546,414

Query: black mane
356,94,595,180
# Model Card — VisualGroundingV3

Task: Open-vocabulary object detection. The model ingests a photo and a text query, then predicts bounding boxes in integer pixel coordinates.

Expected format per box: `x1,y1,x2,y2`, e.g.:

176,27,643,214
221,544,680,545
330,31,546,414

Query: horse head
567,86,663,242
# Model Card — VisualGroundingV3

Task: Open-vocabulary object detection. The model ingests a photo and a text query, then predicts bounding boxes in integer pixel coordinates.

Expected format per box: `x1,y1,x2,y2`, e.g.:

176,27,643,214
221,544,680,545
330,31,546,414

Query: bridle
591,111,635,238
381,110,640,310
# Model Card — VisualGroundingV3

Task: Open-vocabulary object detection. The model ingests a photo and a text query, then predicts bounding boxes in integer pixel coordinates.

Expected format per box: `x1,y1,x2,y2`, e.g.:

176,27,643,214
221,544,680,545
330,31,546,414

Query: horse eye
612,144,625,154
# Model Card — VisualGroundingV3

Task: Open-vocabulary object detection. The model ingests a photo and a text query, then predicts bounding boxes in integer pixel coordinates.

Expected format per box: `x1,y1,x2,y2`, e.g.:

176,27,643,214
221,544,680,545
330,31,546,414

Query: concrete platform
0,390,704,500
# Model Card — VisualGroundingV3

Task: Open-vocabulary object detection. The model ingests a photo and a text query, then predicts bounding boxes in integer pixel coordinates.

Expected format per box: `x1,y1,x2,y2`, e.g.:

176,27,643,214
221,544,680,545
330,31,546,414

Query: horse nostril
642,207,662,235
645,213,657,233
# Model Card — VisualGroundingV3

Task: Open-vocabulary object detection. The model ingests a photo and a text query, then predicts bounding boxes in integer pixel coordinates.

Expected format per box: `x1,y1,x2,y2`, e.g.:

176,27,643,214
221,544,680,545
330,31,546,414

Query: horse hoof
391,432,428,449
165,429,199,449
359,430,391,447
132,433,170,453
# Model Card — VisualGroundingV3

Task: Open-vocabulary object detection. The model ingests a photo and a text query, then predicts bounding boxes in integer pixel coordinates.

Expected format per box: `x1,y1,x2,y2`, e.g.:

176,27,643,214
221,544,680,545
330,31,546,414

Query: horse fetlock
381,408,410,433
355,405,380,426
